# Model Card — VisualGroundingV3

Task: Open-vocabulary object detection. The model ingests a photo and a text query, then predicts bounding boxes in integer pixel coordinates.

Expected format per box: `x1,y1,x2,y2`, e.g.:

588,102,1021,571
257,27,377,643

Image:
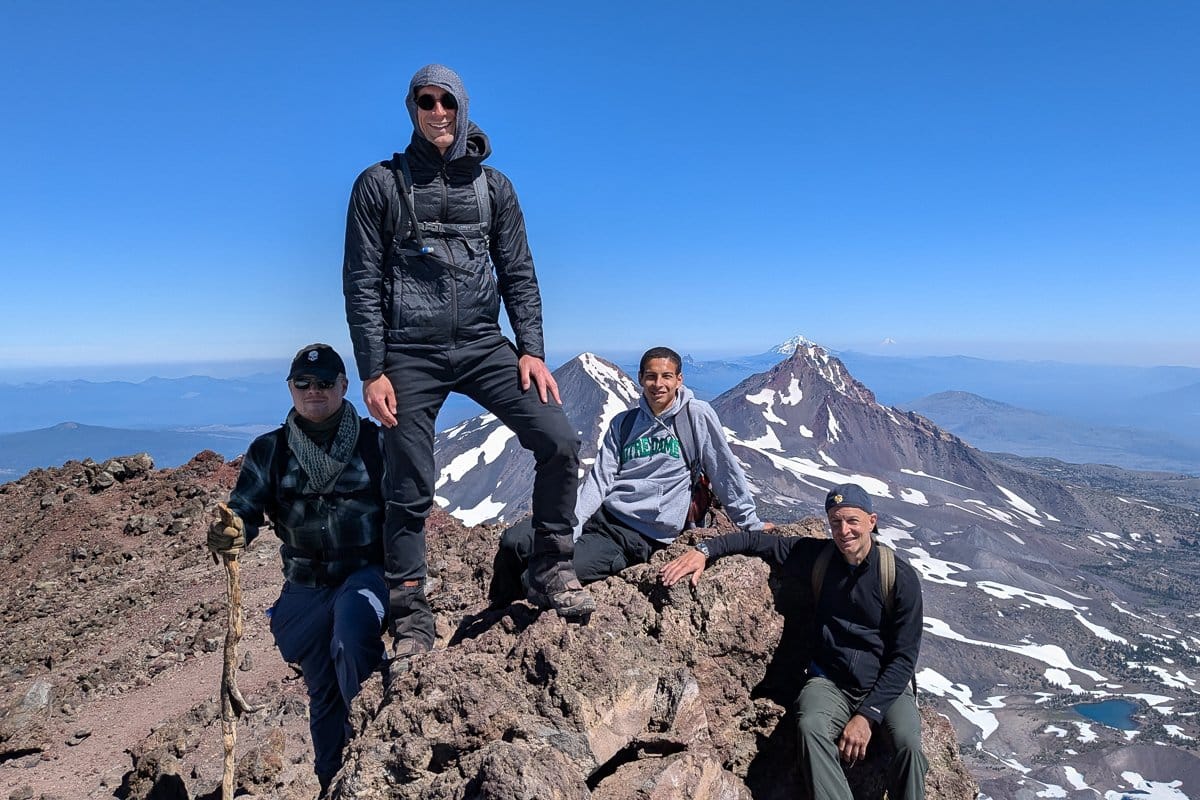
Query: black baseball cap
287,343,346,383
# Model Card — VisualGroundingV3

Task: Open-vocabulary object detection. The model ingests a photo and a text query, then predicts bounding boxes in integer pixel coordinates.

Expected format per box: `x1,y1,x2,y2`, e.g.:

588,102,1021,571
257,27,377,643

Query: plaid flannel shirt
228,421,385,587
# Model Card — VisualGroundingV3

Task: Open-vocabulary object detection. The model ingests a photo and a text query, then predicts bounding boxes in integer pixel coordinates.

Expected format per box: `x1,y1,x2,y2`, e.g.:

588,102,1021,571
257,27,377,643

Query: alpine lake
1072,698,1140,731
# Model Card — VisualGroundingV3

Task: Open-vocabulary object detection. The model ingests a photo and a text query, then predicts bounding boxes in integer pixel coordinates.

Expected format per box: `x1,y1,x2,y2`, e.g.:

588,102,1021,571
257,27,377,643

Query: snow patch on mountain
916,667,1002,739
580,352,640,437
435,424,515,489
745,388,787,425
900,468,976,491
924,617,1106,681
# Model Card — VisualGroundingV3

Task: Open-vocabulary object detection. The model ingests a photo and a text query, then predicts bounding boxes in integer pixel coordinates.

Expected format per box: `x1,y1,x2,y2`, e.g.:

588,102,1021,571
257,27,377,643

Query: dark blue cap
825,483,874,515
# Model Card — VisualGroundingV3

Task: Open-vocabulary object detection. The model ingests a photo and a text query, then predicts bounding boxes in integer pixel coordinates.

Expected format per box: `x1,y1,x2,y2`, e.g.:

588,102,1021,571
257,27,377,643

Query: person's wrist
695,542,711,561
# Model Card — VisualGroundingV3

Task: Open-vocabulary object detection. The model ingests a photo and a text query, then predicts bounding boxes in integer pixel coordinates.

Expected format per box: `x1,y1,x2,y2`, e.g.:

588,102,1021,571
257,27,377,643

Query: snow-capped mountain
712,340,1091,532
432,353,639,526
433,341,1200,798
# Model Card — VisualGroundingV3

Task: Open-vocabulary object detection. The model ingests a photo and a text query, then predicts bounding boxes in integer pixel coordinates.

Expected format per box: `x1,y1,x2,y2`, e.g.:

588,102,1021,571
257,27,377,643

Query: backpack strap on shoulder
672,404,702,484
386,153,431,256
472,166,491,245
877,542,896,620
617,409,638,465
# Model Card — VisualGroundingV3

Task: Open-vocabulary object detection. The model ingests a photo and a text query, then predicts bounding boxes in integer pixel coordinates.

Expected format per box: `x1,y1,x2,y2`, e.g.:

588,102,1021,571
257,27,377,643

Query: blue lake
1073,699,1139,730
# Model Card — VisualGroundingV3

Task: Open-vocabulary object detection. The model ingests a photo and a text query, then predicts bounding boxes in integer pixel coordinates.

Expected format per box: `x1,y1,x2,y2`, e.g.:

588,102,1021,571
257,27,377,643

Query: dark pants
381,338,581,588
795,676,927,800
270,565,387,783
490,507,664,605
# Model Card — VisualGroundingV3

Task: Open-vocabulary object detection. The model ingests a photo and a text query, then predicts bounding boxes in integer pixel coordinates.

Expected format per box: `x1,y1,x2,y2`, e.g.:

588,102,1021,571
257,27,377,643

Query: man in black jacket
208,344,386,797
660,483,927,800
342,64,593,656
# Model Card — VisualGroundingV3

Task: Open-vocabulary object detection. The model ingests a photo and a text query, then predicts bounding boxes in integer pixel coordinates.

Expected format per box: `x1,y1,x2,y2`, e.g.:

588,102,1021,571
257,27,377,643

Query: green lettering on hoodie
621,434,681,465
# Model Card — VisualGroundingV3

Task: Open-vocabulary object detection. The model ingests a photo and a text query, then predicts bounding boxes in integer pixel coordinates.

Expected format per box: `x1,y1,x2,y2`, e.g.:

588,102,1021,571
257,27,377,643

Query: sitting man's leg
489,517,536,607
883,685,927,800
489,513,628,606
795,676,855,800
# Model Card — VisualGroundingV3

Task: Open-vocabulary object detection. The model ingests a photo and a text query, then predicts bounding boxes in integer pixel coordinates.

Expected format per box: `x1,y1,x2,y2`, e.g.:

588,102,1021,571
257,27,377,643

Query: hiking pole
216,502,263,800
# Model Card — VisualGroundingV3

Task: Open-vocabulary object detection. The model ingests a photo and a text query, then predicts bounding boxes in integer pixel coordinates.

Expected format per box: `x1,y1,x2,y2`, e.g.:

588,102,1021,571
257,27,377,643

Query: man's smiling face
415,86,457,155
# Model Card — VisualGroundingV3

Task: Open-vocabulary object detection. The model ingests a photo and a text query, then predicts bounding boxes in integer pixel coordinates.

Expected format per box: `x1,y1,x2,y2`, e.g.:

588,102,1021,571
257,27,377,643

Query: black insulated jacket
343,125,545,381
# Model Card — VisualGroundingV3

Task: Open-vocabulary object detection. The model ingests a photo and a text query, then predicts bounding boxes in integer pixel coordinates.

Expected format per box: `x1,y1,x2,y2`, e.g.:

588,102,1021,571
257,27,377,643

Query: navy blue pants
381,338,581,584
269,565,387,783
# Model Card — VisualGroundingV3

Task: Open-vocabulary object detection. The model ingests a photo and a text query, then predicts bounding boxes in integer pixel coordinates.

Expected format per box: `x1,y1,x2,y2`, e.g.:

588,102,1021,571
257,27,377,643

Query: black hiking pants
490,506,666,605
381,338,580,593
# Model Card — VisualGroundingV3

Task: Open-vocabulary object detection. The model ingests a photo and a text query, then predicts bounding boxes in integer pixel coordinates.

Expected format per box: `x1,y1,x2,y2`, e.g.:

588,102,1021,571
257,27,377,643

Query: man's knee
499,520,536,558
889,724,925,761
520,408,580,466
796,710,836,744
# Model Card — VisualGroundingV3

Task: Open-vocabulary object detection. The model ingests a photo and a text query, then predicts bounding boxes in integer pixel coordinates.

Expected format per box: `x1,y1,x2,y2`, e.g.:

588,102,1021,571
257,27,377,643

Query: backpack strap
617,409,639,465
472,166,491,243
672,403,702,485
878,543,896,620
385,153,426,255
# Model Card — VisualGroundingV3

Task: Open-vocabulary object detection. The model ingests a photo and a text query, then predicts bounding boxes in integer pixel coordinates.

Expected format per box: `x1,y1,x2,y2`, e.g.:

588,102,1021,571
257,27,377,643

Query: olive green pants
796,676,926,800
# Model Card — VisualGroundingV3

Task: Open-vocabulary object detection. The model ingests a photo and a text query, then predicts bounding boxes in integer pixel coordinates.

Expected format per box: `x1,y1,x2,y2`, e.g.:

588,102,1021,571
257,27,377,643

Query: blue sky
2,1,1197,374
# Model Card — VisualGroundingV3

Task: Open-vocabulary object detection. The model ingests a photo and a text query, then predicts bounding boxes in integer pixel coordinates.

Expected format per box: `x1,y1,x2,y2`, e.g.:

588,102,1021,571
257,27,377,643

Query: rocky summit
0,451,975,799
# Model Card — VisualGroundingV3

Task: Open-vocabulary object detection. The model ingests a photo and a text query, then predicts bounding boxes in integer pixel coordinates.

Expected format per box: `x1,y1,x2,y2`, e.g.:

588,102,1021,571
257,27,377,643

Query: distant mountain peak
783,340,877,406
771,334,815,356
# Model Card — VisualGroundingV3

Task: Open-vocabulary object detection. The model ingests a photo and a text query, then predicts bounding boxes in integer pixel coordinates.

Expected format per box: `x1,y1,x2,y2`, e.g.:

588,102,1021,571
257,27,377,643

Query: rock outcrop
333,516,976,799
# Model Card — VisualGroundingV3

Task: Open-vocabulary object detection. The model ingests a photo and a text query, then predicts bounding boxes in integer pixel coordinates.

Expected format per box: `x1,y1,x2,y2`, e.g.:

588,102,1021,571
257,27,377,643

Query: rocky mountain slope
0,451,976,799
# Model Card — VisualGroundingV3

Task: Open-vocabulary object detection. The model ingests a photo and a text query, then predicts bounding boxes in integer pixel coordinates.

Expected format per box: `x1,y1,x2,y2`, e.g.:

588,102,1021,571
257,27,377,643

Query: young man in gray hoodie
490,347,768,604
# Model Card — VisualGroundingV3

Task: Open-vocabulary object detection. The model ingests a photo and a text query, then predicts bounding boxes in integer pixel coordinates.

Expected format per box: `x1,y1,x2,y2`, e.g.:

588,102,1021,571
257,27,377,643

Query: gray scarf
286,403,360,495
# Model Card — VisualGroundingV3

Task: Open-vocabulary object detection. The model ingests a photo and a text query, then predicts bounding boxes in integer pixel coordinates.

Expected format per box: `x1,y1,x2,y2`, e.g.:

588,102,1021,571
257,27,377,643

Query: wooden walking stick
216,502,263,800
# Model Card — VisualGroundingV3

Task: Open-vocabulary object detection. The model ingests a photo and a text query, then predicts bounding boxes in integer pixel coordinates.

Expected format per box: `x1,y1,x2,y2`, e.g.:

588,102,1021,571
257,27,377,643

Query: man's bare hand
762,522,776,532
518,355,561,404
363,374,397,427
659,548,708,587
838,713,873,766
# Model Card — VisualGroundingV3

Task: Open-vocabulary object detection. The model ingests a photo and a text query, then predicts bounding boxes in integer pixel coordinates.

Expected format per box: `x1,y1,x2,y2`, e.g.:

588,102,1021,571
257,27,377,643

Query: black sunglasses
415,93,458,111
291,378,336,390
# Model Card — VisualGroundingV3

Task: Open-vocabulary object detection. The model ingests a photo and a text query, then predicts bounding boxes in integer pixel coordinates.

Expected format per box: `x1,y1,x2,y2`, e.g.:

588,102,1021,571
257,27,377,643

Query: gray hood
406,63,471,162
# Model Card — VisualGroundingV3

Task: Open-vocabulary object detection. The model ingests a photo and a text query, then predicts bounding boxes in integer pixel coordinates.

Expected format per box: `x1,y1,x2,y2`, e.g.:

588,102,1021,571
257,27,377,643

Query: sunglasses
415,93,458,111
291,378,337,390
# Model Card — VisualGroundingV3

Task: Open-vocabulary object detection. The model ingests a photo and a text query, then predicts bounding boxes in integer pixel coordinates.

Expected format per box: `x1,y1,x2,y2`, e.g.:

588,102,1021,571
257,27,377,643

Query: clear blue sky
2,1,1197,373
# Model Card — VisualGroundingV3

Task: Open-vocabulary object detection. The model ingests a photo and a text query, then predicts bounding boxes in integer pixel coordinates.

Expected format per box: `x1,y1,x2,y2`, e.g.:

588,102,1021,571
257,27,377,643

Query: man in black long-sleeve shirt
660,483,927,800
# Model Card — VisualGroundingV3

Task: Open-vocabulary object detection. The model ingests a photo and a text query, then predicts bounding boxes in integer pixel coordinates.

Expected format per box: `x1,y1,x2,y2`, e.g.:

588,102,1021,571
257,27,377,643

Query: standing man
343,64,593,657
490,346,769,604
207,344,386,797
660,484,927,800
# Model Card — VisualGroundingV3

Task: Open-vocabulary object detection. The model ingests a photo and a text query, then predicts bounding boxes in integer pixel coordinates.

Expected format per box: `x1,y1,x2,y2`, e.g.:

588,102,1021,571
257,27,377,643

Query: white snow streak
914,667,1003,739
744,388,787,425
435,426,516,489
924,617,1106,681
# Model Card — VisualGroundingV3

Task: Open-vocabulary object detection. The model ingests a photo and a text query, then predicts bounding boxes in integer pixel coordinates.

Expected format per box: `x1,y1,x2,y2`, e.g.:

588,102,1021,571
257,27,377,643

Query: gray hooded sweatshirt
574,385,764,544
